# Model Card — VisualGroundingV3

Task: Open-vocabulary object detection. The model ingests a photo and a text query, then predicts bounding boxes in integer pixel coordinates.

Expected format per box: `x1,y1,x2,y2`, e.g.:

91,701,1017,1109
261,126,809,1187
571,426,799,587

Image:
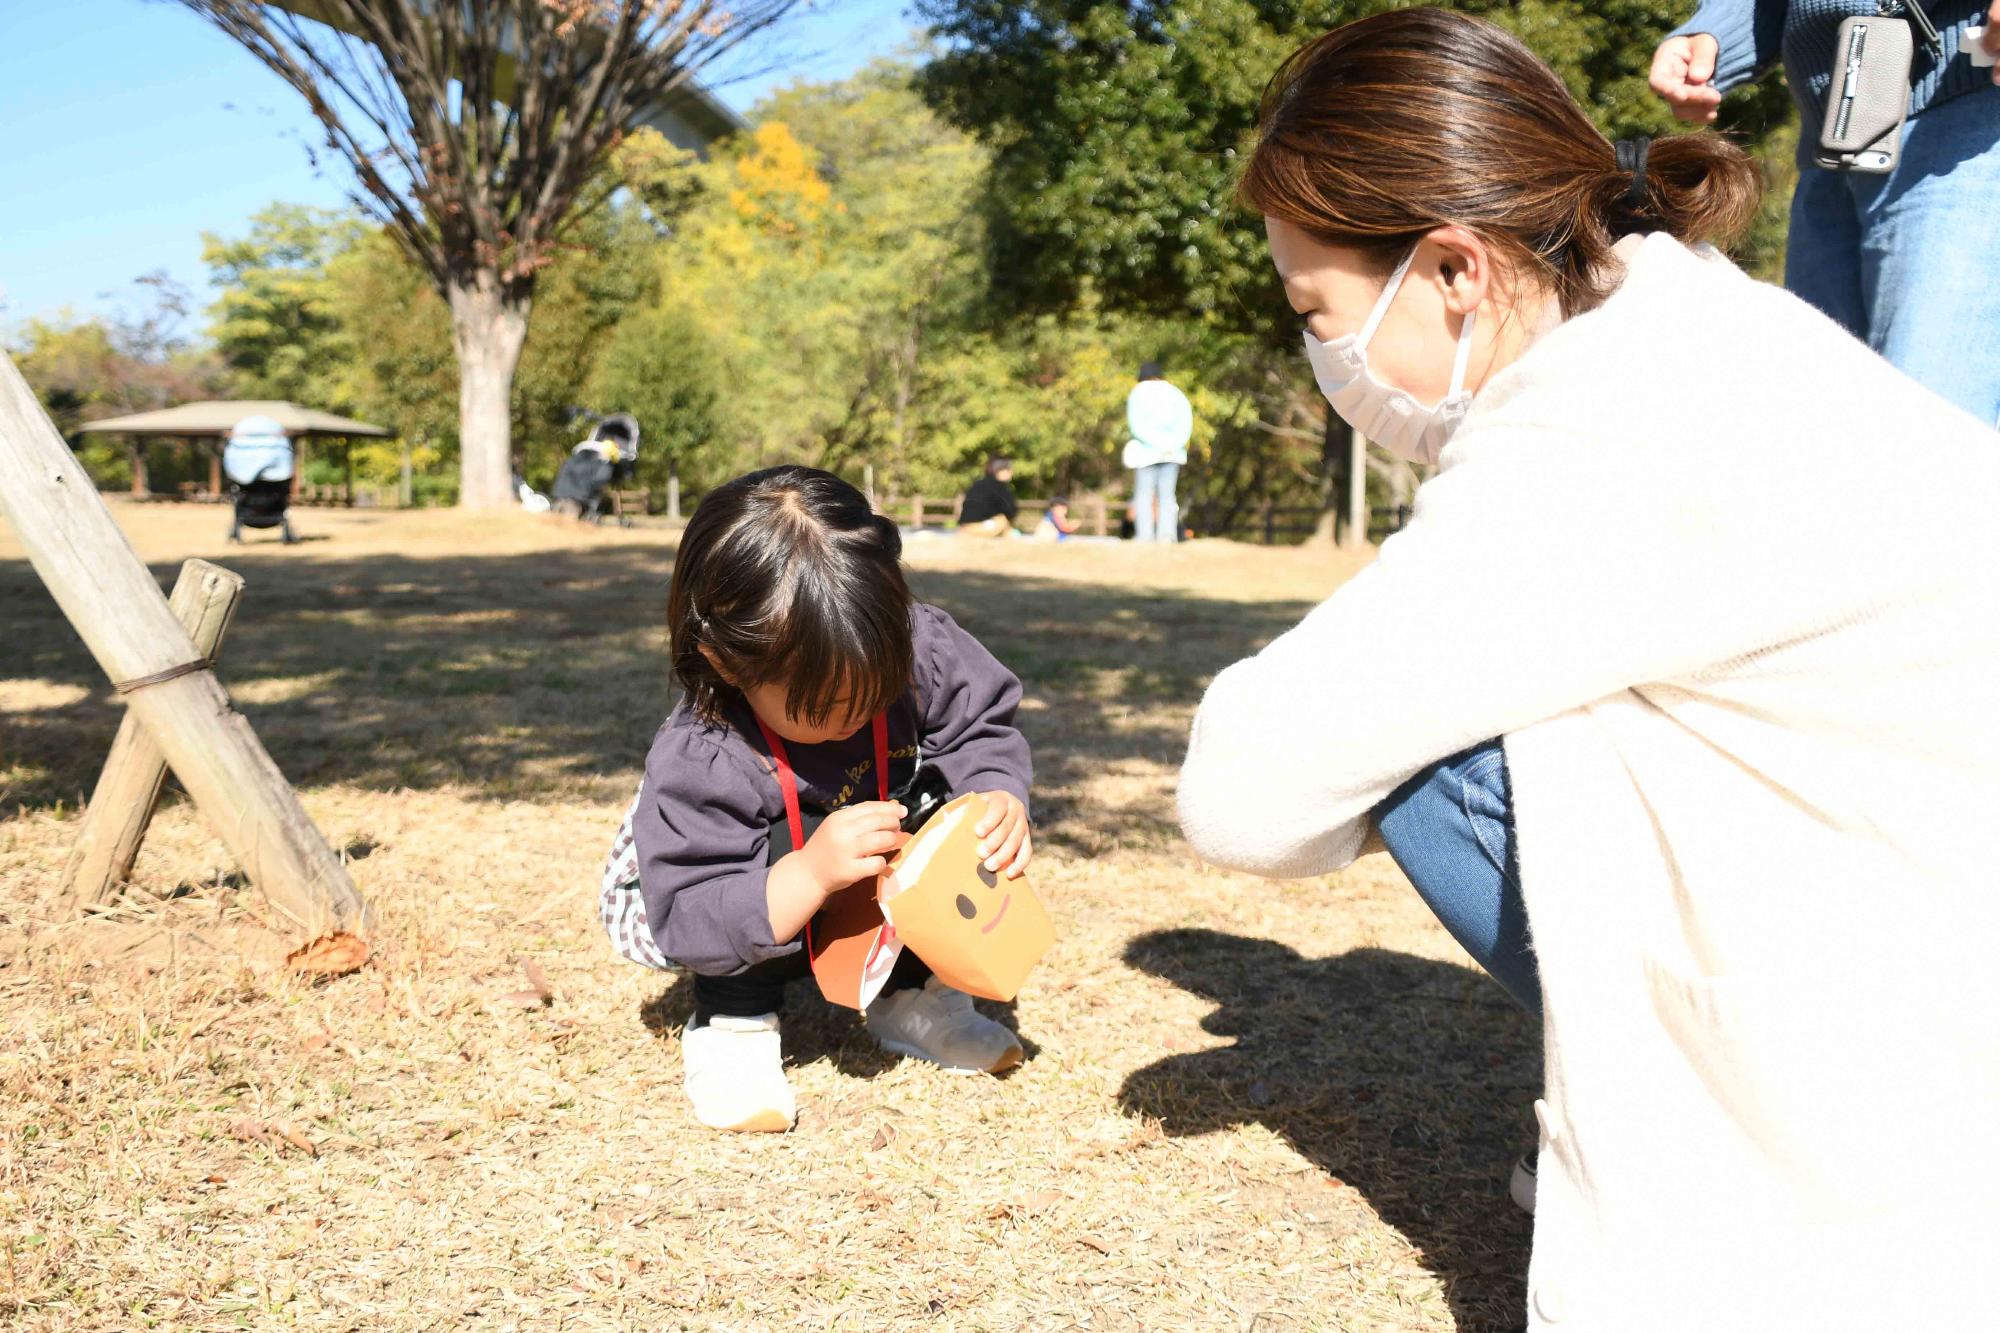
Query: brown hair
668,465,912,728
1239,8,1762,316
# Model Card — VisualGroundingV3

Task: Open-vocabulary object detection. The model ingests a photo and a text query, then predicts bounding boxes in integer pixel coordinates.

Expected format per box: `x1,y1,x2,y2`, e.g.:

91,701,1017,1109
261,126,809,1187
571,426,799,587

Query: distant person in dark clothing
958,456,1019,538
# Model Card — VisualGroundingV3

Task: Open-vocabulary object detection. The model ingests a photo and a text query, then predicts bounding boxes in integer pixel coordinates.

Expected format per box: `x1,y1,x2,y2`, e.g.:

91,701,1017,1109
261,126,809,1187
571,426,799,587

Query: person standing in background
1123,362,1194,542
1651,0,2000,424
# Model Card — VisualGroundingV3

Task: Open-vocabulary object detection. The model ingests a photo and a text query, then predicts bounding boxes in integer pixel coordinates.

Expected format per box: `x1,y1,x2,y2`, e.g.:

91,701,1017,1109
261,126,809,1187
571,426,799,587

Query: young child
1030,496,1081,542
600,465,1035,1133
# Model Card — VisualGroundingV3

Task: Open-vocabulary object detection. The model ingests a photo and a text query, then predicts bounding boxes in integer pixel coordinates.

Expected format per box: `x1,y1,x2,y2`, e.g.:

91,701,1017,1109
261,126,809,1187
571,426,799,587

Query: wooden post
1260,499,1276,545
1342,430,1369,550
341,438,355,507
912,495,925,529
399,438,413,508
207,440,222,499
62,560,245,910
0,351,369,939
667,467,682,523
128,440,149,498
1089,494,1107,537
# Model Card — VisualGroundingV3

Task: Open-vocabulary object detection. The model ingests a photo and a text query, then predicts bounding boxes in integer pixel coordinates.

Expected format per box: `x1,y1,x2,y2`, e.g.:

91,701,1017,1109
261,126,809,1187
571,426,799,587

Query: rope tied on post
112,657,216,695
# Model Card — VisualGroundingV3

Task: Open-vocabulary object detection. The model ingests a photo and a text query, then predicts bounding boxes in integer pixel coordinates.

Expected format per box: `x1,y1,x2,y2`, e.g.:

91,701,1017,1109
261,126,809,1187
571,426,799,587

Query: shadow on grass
1,545,1314,841
1120,929,1540,1332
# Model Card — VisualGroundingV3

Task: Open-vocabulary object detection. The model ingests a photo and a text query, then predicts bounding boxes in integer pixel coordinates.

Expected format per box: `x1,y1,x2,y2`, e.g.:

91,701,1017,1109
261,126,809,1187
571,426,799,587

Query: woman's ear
1424,225,1492,316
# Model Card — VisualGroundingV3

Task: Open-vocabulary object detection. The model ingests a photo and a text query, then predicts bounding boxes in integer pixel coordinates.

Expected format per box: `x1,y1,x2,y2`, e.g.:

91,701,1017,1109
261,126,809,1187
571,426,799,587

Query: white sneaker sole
873,1036,1024,1075
694,1105,797,1134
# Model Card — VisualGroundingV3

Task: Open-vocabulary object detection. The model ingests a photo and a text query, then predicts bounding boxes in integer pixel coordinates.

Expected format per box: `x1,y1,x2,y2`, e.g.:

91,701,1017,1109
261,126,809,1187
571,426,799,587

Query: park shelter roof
76,401,390,439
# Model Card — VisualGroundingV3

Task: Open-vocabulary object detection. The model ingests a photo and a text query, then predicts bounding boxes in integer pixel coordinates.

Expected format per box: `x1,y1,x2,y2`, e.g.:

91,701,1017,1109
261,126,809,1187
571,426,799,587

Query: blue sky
0,0,921,329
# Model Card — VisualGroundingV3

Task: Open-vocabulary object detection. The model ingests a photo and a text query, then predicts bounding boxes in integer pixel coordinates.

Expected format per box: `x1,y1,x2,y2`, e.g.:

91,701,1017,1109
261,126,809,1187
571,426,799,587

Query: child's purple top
631,602,1032,975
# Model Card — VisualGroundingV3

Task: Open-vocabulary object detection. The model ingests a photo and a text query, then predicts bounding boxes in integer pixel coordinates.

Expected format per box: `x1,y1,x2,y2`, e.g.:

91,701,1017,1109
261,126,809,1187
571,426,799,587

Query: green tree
919,0,1794,333
916,0,1797,534
587,303,725,495
634,62,998,494
202,204,365,402
12,273,225,491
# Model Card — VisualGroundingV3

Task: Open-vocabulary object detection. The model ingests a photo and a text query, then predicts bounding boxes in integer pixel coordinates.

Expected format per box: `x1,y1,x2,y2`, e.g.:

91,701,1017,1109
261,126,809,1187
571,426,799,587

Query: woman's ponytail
1242,8,1767,317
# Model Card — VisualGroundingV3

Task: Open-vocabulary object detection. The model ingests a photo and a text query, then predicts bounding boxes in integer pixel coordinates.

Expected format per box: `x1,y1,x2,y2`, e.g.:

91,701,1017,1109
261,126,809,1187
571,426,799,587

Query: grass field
1,501,1538,1332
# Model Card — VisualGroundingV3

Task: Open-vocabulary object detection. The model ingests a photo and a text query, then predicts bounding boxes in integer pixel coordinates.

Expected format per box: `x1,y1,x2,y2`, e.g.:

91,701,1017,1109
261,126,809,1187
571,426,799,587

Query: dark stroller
551,413,641,524
223,416,298,545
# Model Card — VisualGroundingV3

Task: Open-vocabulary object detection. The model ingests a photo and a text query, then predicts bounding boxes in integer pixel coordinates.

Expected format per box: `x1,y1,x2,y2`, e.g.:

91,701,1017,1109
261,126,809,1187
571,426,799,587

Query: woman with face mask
1177,10,2000,1330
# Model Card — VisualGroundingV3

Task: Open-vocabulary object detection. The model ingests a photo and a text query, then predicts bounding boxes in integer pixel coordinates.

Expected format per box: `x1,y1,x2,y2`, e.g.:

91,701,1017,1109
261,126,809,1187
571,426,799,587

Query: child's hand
803,801,908,892
974,791,1032,879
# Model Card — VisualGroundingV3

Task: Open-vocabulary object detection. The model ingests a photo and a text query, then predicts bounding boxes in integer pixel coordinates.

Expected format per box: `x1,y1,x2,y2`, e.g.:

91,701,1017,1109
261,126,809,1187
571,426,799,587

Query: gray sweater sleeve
1669,0,1789,91
914,604,1034,812
630,724,791,975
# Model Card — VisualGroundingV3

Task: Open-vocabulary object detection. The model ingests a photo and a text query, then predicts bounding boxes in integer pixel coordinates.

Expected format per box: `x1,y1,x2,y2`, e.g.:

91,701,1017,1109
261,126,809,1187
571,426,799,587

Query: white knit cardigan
1178,234,2000,1331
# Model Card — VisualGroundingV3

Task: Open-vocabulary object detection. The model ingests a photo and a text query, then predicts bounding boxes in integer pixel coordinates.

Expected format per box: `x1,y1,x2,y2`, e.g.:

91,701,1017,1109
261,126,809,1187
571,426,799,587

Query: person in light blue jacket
1652,0,2000,424
1123,361,1195,543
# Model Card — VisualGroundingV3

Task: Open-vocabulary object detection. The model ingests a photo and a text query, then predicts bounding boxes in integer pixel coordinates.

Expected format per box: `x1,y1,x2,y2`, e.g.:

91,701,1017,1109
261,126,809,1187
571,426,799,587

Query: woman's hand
973,791,1032,879
1649,34,1722,123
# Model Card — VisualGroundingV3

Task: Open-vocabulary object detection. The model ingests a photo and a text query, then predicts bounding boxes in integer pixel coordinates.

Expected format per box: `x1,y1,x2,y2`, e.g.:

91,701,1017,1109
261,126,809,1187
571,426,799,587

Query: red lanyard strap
754,713,891,852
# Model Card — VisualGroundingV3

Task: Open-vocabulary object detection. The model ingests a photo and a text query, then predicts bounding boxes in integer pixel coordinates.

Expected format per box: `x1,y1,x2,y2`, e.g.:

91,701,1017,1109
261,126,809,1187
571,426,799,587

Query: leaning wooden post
0,352,370,939
61,560,245,912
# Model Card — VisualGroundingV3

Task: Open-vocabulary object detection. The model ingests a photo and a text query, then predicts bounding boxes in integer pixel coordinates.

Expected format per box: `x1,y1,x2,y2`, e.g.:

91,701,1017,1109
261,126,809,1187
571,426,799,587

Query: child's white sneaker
681,1012,797,1133
865,977,1024,1074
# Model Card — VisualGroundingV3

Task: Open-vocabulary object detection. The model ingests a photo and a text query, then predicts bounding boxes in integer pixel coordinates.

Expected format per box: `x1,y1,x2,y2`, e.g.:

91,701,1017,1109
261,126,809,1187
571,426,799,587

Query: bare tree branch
179,0,800,297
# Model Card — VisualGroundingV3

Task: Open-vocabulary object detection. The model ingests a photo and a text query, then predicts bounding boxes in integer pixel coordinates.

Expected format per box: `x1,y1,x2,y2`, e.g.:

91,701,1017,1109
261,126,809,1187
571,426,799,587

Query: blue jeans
1785,84,2000,427
1375,740,1543,1015
1132,462,1180,542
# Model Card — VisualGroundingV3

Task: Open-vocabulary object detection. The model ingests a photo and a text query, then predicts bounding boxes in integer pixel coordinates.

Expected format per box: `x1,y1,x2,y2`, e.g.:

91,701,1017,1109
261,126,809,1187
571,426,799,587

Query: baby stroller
551,413,641,524
223,416,297,545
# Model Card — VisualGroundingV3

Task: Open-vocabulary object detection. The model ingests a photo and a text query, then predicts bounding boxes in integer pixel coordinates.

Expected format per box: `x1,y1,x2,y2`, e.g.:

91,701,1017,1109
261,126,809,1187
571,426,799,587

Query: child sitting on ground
1031,496,1081,542
599,465,1035,1133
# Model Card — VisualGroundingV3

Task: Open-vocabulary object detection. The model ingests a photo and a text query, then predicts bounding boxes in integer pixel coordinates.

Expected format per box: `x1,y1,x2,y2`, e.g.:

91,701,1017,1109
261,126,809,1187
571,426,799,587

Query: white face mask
1302,246,1478,467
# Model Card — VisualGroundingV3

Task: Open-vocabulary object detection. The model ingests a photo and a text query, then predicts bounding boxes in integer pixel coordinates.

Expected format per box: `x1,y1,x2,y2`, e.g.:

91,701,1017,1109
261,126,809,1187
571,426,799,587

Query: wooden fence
877,491,1413,545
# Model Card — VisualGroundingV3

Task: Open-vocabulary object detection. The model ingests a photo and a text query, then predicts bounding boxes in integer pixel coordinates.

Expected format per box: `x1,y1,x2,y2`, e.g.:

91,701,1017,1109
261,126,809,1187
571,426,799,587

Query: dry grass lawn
1,500,1537,1332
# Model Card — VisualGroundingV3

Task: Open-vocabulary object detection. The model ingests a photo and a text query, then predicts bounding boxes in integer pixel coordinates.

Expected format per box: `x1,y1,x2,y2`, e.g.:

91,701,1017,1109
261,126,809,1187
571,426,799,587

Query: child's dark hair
669,466,912,728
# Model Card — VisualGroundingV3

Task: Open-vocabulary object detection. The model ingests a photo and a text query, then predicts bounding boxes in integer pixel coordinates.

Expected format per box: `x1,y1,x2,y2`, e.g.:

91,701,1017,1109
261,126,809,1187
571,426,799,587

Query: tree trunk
1314,404,1346,545
446,271,531,510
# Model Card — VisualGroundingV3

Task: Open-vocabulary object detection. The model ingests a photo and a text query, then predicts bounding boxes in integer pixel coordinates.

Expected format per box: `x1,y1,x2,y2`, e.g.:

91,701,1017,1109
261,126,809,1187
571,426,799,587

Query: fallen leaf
869,1125,896,1151
985,1203,1014,1220
521,958,553,1003
500,989,547,1008
228,1117,276,1149
229,1117,316,1157
1024,1189,1063,1211
286,932,370,980
204,1174,227,1185
300,1033,330,1054
1076,1234,1112,1255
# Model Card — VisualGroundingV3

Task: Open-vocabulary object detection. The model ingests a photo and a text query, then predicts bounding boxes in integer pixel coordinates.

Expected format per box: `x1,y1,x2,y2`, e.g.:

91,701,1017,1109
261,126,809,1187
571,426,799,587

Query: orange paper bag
879,793,1055,1002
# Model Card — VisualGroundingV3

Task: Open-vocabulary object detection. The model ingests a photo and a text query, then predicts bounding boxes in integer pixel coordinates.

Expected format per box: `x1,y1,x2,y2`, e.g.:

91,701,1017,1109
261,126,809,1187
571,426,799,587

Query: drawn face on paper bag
953,863,1014,939
883,793,1054,1002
